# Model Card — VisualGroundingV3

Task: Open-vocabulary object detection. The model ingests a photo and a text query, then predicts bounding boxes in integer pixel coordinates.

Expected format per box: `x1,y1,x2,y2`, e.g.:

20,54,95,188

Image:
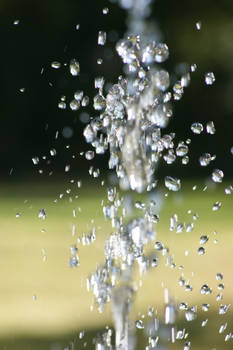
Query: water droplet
212,201,221,211
13,19,20,26
69,59,80,76
165,176,181,191
191,63,197,72
154,43,169,63
219,304,230,315
58,101,66,109
206,121,216,134
70,99,80,111
85,150,95,160
196,21,202,30
199,153,215,166
200,235,209,244
212,169,224,183
135,319,144,329
185,309,197,321
51,61,61,69
102,7,109,15
16,213,21,218
225,185,233,195
198,247,205,255
219,323,227,334
216,273,223,281
75,24,80,30
202,303,210,312
191,122,203,134
218,283,224,290
202,319,208,327
205,72,215,85
38,209,47,220
32,157,39,165
97,58,103,65
98,31,107,46
200,284,212,295
50,148,56,156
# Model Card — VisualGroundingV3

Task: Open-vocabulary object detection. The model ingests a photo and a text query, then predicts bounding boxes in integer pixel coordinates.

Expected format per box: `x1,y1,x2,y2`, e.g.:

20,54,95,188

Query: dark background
1,0,233,182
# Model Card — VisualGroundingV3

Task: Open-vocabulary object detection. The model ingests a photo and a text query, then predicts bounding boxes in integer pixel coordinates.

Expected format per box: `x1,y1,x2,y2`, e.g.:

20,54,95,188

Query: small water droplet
165,176,181,191
98,31,107,46
32,157,39,165
196,21,202,30
135,319,144,329
102,7,109,15
69,59,80,76
38,209,47,220
198,247,205,255
191,63,197,72
51,61,61,69
191,122,203,134
212,201,221,211
13,19,20,26
202,303,210,311
205,72,215,85
212,169,224,183
206,121,216,134
97,58,103,65
200,235,209,244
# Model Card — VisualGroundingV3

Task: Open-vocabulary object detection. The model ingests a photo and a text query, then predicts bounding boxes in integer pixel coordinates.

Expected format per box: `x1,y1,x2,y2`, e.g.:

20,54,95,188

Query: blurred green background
0,0,233,349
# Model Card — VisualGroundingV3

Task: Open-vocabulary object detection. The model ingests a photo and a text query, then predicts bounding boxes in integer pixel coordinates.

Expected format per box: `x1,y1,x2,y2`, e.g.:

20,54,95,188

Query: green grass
0,179,232,349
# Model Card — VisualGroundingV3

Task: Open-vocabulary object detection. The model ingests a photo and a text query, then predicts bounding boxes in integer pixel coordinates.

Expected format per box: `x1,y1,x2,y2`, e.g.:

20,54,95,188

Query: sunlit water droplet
212,169,224,183
165,176,181,191
69,59,80,76
191,122,203,134
205,72,215,85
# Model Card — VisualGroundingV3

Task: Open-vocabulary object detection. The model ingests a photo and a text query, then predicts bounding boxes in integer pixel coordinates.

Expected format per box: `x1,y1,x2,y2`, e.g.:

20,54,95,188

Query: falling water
27,0,233,349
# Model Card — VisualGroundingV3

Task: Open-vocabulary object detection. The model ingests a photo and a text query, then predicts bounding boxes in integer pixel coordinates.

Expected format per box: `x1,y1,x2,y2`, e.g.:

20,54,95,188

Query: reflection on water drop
98,31,107,46
69,59,80,76
165,176,181,191
51,61,61,69
196,21,202,30
191,122,203,134
212,169,224,183
212,201,221,211
205,72,215,85
198,247,205,255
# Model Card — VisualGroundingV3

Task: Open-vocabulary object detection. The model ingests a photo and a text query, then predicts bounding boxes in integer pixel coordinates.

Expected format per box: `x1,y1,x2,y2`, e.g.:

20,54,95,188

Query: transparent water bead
185,308,197,322
102,7,109,15
165,176,181,191
50,148,56,156
198,247,205,255
13,19,20,26
184,341,191,350
70,99,80,111
69,255,79,268
191,122,203,134
212,201,221,211
205,72,215,85
51,61,61,69
212,169,224,183
200,284,212,295
69,59,80,76
206,121,216,134
154,70,170,91
176,143,189,157
219,304,230,315
85,150,95,160
202,319,208,327
225,185,233,195
98,31,106,46
154,43,169,63
58,101,66,109
38,209,47,220
199,153,215,166
196,21,202,30
32,157,39,165
216,273,223,281
93,94,106,110
202,303,210,312
200,235,209,244
191,63,197,72
135,319,144,329
219,323,228,334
